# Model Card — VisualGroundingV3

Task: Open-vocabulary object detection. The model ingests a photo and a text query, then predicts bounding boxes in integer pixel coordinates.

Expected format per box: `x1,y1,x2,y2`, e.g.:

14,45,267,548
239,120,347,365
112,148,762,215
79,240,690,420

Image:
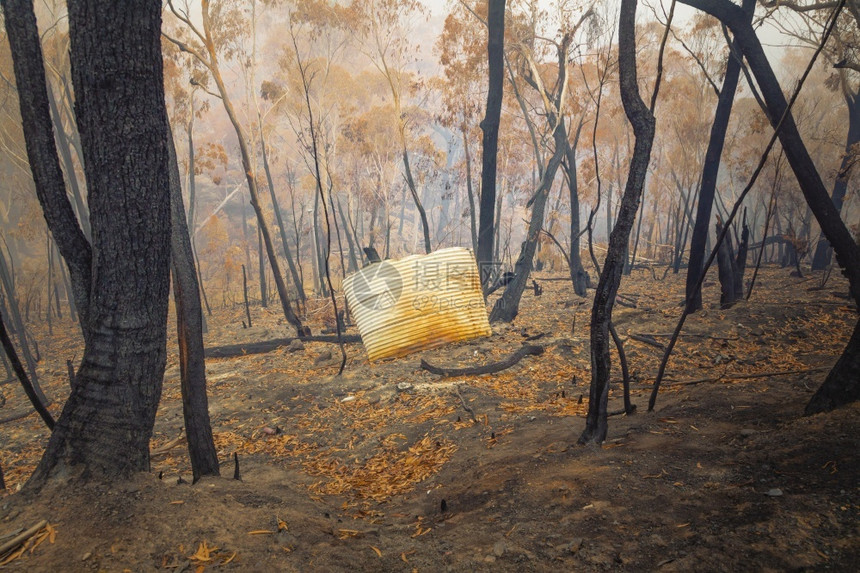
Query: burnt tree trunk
579,0,655,444
477,0,506,286
167,132,219,482
463,129,479,257
716,221,739,309
0,242,45,405
733,213,749,299
32,0,173,482
0,308,54,429
563,121,589,296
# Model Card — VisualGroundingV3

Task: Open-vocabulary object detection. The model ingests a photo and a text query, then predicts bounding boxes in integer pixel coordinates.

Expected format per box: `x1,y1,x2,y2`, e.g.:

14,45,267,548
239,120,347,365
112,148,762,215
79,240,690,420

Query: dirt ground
0,266,857,571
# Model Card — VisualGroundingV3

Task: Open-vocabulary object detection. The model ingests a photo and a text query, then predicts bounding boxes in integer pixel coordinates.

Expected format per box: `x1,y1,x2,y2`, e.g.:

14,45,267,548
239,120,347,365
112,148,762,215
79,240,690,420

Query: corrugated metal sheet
343,247,491,361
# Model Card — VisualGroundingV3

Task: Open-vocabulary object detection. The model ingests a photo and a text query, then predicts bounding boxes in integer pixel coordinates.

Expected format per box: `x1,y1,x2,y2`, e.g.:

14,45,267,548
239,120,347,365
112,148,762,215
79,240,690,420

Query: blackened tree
4,0,176,482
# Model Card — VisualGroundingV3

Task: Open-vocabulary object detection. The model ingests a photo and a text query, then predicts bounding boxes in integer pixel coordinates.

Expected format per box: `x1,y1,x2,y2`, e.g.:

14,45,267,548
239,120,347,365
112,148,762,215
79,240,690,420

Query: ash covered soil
1,266,857,571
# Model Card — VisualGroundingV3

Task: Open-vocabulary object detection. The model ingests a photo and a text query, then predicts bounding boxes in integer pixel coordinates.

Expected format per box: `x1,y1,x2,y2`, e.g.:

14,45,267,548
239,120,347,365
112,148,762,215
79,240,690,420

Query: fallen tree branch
0,520,47,556
628,334,666,349
662,366,829,387
455,385,478,423
637,332,739,341
205,334,362,358
150,433,187,458
421,345,545,377
0,409,38,425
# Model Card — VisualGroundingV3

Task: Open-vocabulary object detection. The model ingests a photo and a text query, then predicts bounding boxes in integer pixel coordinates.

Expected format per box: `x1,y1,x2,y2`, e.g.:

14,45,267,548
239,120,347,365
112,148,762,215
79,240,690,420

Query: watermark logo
352,261,403,311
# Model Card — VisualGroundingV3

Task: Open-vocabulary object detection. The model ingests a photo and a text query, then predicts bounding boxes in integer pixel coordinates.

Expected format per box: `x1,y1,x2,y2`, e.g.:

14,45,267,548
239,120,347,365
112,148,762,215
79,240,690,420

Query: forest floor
0,265,857,572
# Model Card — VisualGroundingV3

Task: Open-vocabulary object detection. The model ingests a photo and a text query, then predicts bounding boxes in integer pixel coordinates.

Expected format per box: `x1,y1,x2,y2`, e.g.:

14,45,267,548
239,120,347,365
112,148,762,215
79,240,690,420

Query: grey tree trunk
489,125,566,323
463,129,479,256
259,125,306,302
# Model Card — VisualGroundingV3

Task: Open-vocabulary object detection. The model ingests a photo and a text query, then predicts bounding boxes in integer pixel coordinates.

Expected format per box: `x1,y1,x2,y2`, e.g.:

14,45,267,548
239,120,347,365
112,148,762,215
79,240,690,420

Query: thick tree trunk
477,0,506,285
685,0,754,310
811,94,859,270
806,318,860,414
167,132,219,482
1,0,92,338
579,0,655,444
682,0,860,412
32,0,172,482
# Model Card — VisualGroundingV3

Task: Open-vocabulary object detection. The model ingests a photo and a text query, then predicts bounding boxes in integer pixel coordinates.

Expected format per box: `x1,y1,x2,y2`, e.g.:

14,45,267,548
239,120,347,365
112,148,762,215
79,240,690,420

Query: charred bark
477,0,506,284
716,220,739,309
167,133,219,482
32,0,173,483
579,0,655,444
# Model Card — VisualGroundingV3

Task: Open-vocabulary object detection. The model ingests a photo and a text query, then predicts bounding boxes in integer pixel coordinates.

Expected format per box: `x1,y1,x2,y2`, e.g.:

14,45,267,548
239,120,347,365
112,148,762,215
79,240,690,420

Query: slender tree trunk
0,246,44,404
811,94,859,270
167,131,219,482
336,197,359,274
579,0,656,444
257,226,267,307
463,129,479,256
734,213,749,299
563,122,588,295
46,83,91,241
168,8,305,334
477,0,506,285
0,311,53,429
242,265,252,327
259,124,306,302
402,150,432,254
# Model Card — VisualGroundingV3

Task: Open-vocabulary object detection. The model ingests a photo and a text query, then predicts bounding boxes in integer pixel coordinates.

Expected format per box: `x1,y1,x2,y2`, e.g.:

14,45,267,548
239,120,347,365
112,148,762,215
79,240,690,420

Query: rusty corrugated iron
343,247,491,361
